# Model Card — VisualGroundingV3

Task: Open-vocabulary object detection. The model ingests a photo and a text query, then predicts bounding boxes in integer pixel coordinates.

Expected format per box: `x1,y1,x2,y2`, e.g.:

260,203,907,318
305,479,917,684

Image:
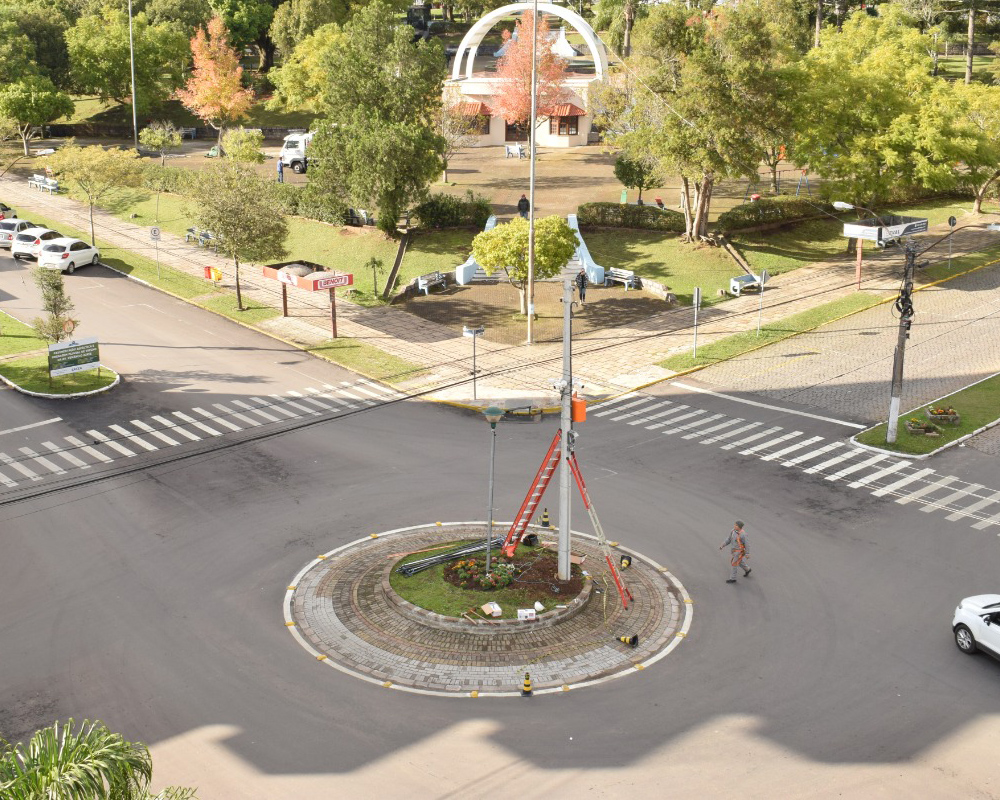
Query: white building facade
445,2,611,149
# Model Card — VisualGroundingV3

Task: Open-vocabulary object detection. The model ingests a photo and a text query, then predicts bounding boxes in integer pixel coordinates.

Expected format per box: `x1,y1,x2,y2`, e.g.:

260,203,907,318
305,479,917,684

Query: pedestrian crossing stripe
589,393,1000,532
0,378,402,495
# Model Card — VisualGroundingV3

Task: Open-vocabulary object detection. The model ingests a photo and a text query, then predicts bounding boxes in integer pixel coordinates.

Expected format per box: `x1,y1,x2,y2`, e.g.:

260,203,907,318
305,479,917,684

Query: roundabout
284,521,692,697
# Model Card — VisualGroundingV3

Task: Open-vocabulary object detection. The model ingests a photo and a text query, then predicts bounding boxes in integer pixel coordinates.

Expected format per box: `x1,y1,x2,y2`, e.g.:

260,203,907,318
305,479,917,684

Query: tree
47,142,142,244
211,0,275,68
31,267,77,348
951,81,1000,213
613,154,662,203
490,11,569,128
175,16,255,149
65,7,188,111
364,256,385,296
306,1,446,233
438,90,480,183
0,20,37,84
0,2,72,88
269,0,351,56
472,216,578,314
593,0,647,57
0,717,197,799
139,120,183,166
794,6,971,209
221,127,265,163
189,160,288,310
0,76,74,156
144,0,213,39
267,23,345,113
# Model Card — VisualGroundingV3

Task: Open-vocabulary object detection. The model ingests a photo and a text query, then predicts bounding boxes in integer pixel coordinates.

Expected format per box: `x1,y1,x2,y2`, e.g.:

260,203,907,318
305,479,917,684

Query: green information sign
48,337,100,376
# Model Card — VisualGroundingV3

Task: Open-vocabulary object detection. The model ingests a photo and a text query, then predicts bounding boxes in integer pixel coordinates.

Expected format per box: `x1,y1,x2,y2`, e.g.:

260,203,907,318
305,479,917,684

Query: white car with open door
953,594,1000,662
37,238,100,273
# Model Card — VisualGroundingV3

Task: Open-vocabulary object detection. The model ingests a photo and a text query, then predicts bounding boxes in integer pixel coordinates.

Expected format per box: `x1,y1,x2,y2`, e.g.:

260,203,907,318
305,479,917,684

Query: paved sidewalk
4,175,999,407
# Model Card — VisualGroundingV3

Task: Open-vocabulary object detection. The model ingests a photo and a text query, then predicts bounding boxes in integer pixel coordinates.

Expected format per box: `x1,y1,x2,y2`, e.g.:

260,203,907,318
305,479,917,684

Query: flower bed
906,418,941,437
925,406,961,425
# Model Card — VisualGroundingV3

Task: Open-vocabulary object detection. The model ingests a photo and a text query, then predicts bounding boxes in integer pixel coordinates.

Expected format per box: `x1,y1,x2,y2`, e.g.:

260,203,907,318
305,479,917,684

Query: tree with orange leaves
490,12,569,129
175,16,255,150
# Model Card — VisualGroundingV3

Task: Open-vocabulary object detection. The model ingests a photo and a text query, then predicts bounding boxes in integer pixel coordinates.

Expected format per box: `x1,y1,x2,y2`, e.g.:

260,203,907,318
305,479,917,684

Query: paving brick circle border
284,522,692,697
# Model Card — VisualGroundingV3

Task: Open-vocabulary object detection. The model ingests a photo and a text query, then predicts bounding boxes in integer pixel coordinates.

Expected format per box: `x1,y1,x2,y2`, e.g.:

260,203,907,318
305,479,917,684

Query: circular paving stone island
285,522,692,696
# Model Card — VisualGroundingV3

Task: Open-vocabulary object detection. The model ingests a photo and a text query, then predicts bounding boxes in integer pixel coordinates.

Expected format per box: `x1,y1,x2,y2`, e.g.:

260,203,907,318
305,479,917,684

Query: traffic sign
150,226,161,241
948,216,957,228
463,325,485,337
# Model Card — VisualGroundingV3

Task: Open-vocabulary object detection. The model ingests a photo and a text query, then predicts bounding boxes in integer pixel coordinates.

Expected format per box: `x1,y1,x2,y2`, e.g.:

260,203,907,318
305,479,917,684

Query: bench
505,144,526,159
40,178,60,194
180,127,197,140
605,267,640,290
729,274,761,296
417,271,446,295
185,227,200,243
27,174,46,189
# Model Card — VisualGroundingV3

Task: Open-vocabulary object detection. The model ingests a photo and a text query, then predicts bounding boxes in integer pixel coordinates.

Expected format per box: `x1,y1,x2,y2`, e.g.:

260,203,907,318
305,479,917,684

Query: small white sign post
463,325,485,400
692,287,702,358
756,269,769,336
150,226,161,280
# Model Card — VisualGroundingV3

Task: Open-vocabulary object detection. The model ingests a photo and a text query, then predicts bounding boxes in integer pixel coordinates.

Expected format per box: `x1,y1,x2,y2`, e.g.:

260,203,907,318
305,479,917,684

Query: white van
279,131,314,173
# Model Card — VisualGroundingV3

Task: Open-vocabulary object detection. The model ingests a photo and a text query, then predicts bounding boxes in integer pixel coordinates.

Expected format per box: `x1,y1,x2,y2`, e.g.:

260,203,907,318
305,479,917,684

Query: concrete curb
850,370,1000,460
283,520,693,698
0,364,120,399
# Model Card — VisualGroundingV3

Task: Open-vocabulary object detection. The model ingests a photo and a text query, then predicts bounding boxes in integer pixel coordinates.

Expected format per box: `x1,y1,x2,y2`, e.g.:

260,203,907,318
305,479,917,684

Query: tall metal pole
472,332,478,401
557,277,573,581
885,241,917,444
526,0,539,345
128,0,139,150
486,423,496,574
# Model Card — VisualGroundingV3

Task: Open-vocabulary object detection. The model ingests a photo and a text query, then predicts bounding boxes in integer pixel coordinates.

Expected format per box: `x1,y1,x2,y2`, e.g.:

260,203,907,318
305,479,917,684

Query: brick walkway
4,175,999,408
286,523,688,695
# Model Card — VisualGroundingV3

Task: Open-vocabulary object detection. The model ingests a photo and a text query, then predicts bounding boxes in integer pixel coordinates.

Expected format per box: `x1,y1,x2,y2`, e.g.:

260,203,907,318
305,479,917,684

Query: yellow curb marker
370,533,379,539
316,554,326,560
382,681,393,688
287,585,296,590
285,621,295,627
684,598,693,604
562,684,570,691
316,655,327,661
676,632,686,638
608,541,619,547
635,664,645,670
470,690,479,698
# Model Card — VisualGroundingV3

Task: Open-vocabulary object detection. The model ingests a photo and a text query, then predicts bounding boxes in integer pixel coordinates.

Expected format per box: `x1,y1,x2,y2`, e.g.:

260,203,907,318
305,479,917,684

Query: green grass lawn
582,230,736,306
0,355,118,395
0,311,46,357
936,54,995,81
855,372,1000,455
196,293,280,325
306,338,427,384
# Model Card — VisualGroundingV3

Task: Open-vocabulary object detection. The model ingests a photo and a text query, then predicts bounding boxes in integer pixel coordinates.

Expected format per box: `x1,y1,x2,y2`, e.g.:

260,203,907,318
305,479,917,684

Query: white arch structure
450,2,609,82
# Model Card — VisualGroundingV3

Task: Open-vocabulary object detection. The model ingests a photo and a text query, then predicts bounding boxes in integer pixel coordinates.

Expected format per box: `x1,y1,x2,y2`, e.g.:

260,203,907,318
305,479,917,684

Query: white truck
278,131,314,173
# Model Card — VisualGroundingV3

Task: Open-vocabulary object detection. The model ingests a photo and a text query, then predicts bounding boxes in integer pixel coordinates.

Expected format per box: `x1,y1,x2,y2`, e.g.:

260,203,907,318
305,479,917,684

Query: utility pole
557,277,573,581
885,239,917,444
526,0,539,345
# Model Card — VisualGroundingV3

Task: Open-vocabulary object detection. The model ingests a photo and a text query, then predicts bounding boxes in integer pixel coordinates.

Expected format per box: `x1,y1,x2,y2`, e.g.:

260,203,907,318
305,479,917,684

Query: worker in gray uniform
719,520,751,583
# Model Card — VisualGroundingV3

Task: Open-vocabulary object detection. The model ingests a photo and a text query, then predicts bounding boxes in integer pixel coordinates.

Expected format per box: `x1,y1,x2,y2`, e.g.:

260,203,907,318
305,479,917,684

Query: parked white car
11,227,62,260
0,219,36,249
37,238,101,273
953,594,1000,662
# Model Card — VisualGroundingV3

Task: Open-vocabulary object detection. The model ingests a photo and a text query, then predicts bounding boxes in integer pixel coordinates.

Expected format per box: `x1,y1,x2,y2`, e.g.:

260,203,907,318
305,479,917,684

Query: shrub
272,182,301,215
414,190,492,229
296,184,348,225
140,163,193,194
715,196,834,233
577,202,685,232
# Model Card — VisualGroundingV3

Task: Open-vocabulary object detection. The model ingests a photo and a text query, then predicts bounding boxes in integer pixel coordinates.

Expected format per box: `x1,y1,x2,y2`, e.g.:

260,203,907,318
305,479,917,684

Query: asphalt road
2,235,1000,796
2,376,1000,797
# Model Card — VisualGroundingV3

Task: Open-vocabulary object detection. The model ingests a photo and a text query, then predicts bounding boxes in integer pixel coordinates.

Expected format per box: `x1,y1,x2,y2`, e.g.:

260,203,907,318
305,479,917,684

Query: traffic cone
521,672,533,696
539,508,551,528
617,635,639,648
620,555,632,569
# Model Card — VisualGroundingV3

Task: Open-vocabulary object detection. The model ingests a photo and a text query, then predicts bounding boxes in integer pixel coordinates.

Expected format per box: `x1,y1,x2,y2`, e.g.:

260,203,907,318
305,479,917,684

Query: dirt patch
403,280,668,345
443,551,583,602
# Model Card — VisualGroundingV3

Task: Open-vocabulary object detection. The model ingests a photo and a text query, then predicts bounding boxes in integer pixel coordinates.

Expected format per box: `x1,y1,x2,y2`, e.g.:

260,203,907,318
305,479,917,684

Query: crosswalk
0,379,401,491
592,393,1000,532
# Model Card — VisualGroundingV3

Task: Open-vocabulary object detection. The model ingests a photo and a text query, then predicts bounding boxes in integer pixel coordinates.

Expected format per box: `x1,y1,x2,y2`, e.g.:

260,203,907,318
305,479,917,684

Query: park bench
729,274,762,297
605,267,640,290
40,178,60,194
185,227,200,243
180,127,197,140
27,174,46,189
505,144,526,159
417,271,446,295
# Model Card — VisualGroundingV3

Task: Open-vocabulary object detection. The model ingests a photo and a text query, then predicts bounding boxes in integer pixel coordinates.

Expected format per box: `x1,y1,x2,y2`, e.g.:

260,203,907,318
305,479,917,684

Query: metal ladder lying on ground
501,429,633,609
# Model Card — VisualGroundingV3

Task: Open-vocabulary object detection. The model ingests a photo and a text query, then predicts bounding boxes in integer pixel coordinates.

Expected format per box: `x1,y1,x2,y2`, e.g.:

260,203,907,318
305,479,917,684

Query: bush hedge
413,190,492,229
577,202,686,232
714,196,833,233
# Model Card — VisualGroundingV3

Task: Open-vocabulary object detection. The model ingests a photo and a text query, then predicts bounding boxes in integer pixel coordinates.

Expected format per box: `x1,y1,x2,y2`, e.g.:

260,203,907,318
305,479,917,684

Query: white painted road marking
87,430,136,457
108,424,158,452
65,435,114,463
896,475,958,505
0,417,62,437
42,441,90,469
870,467,936,498
671,382,866,428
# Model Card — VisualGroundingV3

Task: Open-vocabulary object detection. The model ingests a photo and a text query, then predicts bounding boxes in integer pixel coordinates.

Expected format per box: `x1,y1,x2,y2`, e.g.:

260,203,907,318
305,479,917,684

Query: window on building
549,116,579,136
472,115,490,136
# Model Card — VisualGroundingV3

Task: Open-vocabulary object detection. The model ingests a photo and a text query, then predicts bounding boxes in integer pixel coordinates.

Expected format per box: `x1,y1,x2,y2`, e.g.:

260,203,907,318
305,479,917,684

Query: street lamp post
483,405,504,575
128,0,139,150
526,0,539,345
463,325,485,400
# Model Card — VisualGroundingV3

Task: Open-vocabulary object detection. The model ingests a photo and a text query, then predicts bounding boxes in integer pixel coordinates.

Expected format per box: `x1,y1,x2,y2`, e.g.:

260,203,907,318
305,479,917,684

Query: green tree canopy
211,0,275,54
144,0,213,38
306,1,446,232
65,7,189,111
48,141,143,243
472,216,578,314
269,0,351,57
0,21,37,84
221,127,266,162
613,154,663,203
188,160,288,310
139,120,183,165
0,1,72,88
267,23,344,113
0,75,74,155
951,81,1000,213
